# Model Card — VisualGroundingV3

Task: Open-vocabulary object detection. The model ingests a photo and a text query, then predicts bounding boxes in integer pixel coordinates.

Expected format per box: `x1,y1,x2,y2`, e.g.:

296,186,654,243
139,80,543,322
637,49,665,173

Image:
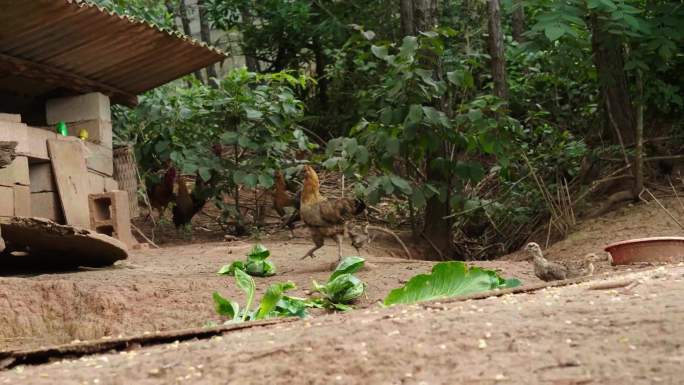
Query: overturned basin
605,237,684,265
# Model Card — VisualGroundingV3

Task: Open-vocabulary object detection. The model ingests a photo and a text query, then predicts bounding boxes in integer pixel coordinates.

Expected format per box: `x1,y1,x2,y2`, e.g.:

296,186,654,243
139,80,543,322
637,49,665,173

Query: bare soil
1,198,683,384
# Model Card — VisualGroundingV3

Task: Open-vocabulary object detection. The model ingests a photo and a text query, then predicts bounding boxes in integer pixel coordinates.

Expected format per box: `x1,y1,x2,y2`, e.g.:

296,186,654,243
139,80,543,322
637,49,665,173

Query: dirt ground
1,198,683,383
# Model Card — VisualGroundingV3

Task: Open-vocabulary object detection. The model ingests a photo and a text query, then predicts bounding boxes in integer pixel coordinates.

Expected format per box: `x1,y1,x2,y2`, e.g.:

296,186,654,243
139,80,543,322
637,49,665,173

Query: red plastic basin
604,237,684,265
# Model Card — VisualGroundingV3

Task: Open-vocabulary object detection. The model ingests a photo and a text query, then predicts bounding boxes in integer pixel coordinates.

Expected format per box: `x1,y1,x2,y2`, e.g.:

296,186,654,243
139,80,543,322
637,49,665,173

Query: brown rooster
299,165,366,264
147,167,177,222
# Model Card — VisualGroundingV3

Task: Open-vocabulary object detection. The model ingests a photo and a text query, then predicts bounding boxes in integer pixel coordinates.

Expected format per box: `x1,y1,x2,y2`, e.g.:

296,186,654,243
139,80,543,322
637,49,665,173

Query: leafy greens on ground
218,244,276,277
311,256,366,311
213,269,309,322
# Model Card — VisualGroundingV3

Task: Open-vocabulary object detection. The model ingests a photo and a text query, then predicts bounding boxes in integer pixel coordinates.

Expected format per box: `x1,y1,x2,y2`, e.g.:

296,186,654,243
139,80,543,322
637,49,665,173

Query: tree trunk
178,0,204,83
511,0,526,43
197,0,219,82
237,2,260,72
313,37,328,109
409,0,454,258
412,0,438,33
400,0,414,36
487,0,508,100
590,14,635,144
633,71,644,199
238,6,260,72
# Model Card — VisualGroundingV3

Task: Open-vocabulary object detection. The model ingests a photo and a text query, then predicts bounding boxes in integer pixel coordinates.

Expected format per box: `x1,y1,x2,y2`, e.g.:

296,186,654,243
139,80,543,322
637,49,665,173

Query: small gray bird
525,242,594,282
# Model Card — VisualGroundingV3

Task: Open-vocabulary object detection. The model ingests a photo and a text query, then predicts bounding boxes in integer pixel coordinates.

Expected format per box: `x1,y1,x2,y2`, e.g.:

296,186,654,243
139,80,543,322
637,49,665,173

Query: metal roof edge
67,0,228,59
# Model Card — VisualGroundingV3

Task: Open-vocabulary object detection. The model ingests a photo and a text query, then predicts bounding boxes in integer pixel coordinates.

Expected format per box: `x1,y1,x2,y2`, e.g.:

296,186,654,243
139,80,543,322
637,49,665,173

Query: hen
525,242,594,281
147,166,177,222
299,165,366,264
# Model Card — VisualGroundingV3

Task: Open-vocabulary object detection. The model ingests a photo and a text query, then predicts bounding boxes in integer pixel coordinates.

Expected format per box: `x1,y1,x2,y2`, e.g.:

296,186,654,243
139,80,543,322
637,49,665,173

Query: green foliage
384,261,521,306
311,257,366,311
218,244,276,277
113,68,315,229
324,31,520,212
213,270,309,322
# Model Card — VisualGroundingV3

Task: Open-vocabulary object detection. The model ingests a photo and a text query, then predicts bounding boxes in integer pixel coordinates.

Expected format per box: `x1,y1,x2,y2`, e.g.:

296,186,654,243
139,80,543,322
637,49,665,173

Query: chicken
146,167,177,221
525,242,594,281
172,145,223,229
172,174,213,229
299,165,366,264
272,171,301,236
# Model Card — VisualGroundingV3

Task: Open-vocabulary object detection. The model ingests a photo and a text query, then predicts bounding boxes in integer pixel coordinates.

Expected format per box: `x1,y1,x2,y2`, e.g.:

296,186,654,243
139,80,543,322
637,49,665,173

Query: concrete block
0,122,29,154
67,119,113,148
29,163,56,193
84,142,113,176
26,126,58,160
30,192,64,222
88,171,106,194
0,186,13,217
46,92,111,125
13,185,31,216
0,156,29,186
0,113,21,123
88,191,136,247
104,177,119,191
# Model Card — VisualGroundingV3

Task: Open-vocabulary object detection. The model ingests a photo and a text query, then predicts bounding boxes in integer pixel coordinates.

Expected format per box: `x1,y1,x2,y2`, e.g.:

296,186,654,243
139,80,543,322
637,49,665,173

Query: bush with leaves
218,244,277,277
113,69,316,229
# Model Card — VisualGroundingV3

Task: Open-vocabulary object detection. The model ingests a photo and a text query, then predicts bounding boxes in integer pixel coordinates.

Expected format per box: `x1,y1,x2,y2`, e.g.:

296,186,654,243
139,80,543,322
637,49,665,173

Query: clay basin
605,237,684,265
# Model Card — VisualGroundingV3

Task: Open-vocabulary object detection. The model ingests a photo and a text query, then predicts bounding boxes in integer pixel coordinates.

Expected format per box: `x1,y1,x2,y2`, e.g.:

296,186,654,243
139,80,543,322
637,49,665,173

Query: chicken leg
335,233,343,264
301,231,324,259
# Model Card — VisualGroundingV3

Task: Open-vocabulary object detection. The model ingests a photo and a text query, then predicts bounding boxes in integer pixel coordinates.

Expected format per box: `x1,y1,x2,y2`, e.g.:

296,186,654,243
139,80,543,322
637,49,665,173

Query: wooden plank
0,318,297,369
47,140,91,228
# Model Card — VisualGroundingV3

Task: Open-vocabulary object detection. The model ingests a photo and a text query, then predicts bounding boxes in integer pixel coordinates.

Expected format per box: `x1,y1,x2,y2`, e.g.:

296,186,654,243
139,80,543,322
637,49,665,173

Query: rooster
272,171,301,236
172,174,215,229
146,166,177,222
299,165,366,264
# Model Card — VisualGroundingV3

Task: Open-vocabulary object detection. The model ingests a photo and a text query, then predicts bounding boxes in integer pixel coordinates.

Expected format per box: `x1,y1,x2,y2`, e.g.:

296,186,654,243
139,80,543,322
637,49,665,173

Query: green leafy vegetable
213,272,309,322
217,244,276,277
256,281,296,319
383,261,521,306
311,256,366,310
234,269,256,321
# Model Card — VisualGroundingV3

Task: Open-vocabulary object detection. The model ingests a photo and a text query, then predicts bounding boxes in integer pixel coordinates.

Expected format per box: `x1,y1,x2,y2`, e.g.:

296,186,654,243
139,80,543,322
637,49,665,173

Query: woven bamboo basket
113,145,140,218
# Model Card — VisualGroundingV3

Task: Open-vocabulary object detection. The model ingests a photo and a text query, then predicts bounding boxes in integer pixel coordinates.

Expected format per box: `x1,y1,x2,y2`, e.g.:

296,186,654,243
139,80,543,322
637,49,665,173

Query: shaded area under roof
0,0,226,107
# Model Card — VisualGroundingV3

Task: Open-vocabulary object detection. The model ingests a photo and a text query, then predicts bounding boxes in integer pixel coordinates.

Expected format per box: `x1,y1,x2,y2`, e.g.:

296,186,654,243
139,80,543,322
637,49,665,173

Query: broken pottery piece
0,217,127,267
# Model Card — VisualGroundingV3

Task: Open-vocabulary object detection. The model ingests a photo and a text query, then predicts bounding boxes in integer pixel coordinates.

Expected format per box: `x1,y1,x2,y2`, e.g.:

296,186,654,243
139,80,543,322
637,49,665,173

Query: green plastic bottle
56,121,68,136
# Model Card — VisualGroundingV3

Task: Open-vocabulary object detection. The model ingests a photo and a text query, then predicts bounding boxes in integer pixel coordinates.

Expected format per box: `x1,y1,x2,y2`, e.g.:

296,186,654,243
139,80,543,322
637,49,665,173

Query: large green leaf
383,262,521,306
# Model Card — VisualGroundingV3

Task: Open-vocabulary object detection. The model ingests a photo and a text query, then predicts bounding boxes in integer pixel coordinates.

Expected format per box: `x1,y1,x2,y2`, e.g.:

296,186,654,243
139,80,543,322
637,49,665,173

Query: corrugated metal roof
0,0,227,106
